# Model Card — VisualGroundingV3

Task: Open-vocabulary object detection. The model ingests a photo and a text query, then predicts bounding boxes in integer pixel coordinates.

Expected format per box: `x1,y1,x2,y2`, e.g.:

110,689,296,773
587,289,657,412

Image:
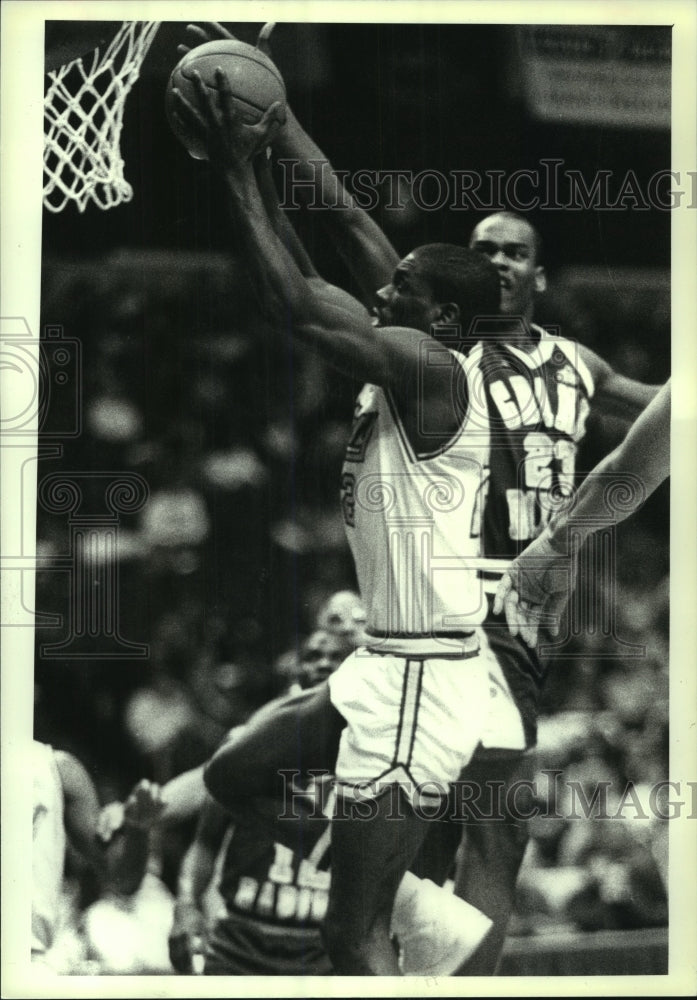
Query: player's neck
493,315,540,352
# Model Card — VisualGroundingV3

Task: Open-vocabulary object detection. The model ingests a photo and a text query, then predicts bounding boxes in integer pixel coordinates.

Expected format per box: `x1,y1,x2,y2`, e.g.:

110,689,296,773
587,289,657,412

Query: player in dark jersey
172,22,659,975
169,630,342,976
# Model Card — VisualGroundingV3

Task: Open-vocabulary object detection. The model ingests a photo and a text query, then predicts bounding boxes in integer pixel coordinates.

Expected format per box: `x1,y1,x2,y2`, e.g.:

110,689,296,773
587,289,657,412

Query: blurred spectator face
316,591,368,654
299,630,346,687
469,213,546,320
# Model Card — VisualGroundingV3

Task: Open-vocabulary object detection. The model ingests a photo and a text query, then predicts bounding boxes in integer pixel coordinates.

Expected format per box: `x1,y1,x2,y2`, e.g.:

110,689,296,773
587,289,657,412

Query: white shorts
328,631,525,804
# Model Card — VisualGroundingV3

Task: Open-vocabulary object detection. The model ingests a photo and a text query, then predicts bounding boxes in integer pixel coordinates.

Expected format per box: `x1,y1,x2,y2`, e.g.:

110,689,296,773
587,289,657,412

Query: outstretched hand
177,21,276,61
172,68,285,170
123,778,166,830
95,779,164,842
493,530,575,647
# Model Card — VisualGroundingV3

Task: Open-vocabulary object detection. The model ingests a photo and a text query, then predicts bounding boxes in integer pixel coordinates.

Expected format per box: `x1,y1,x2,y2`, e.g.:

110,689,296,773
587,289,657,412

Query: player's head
316,590,368,654
298,629,346,687
373,244,500,337
469,212,546,322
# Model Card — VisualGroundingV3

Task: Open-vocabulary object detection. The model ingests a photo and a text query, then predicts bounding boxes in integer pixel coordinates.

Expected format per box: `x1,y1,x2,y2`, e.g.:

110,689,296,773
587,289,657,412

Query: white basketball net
43,21,161,213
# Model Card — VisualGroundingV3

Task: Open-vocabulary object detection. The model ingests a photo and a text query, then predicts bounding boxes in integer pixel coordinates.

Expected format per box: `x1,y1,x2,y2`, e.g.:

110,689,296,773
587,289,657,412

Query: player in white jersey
32,741,68,959
173,22,659,975
32,740,150,967
172,65,546,971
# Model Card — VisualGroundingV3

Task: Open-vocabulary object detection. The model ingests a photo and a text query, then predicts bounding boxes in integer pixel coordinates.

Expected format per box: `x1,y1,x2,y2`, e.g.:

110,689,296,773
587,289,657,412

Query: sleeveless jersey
340,350,490,642
32,740,66,955
471,327,595,730
471,327,594,563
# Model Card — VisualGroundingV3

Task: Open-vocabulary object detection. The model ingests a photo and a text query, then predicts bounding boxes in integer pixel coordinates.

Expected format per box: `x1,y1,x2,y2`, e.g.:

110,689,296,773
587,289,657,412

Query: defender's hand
493,531,575,647
177,22,277,60
123,778,165,830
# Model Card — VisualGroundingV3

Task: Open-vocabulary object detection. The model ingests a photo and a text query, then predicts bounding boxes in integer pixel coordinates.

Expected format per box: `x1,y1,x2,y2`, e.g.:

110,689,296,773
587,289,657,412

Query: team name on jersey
232,839,330,924
488,366,589,441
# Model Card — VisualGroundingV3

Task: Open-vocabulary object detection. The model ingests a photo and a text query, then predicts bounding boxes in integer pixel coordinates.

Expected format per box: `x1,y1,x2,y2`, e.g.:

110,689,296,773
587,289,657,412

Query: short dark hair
473,211,544,264
413,243,500,331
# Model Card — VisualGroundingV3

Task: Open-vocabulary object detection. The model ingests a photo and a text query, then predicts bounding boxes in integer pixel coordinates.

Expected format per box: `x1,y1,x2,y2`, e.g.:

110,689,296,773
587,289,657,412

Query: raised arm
171,67,459,432
494,380,670,645
255,147,317,280
179,22,400,302
273,105,401,301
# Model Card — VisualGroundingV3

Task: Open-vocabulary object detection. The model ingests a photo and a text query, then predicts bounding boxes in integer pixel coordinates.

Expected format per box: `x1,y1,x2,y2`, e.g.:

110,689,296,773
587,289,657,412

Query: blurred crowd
33,250,669,971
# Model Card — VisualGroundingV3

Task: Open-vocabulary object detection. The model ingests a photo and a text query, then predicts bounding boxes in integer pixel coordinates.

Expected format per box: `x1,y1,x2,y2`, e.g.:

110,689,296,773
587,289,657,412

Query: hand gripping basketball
166,24,285,160
172,68,286,167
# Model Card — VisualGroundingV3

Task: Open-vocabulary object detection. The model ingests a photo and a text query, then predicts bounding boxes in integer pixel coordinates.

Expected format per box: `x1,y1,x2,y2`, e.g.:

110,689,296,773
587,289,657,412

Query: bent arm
581,344,661,424
56,750,148,895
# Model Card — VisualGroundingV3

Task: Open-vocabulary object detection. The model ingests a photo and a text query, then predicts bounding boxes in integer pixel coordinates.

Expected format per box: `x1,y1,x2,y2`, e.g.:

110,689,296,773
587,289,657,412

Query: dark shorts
205,913,332,976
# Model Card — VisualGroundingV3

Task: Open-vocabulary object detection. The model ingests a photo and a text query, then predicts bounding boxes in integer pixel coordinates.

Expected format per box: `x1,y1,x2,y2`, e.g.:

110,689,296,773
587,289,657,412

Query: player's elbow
203,744,247,807
202,752,227,805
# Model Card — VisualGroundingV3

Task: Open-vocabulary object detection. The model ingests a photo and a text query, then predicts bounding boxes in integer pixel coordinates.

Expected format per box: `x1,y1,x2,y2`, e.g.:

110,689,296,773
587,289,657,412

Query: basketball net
43,21,161,213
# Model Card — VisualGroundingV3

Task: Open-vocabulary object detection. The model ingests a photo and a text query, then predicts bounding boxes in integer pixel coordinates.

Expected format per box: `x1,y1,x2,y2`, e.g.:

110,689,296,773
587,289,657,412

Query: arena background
33,18,671,976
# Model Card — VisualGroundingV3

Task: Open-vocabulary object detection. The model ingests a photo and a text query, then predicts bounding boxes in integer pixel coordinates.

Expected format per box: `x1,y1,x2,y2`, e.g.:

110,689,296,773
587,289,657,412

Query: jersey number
507,432,575,541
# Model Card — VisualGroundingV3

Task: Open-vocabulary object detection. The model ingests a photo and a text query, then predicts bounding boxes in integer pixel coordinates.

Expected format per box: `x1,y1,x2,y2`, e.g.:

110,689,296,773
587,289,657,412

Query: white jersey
32,740,66,955
340,350,490,651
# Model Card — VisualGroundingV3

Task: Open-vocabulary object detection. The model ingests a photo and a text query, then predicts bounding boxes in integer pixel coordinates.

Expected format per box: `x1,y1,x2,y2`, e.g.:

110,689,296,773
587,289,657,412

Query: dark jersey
469,327,594,741
473,329,593,558
207,781,333,975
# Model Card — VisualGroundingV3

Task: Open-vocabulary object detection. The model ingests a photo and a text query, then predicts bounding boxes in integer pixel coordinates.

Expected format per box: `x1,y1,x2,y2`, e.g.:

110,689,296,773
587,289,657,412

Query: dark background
36,21,670,937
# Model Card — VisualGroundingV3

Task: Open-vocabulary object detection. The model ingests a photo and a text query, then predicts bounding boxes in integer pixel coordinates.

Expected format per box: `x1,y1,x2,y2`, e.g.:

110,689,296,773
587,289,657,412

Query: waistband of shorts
478,561,509,595
220,911,324,938
364,630,480,659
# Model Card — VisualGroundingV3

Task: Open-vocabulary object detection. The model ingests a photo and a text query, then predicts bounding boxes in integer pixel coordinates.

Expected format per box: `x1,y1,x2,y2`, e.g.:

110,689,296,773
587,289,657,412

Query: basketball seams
179,56,284,93
166,40,286,158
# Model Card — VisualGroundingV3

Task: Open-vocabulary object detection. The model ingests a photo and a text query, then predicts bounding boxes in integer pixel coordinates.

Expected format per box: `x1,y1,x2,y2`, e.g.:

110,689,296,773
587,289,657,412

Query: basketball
165,40,286,160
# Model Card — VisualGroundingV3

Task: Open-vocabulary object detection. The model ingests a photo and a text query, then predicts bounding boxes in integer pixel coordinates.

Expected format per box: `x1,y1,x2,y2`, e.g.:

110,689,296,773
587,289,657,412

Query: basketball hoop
43,21,161,213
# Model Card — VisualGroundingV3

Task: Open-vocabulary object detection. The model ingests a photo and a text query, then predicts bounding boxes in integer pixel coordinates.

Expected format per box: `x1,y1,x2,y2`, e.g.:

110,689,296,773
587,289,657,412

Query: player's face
299,630,346,687
373,254,442,332
469,215,546,320
317,592,368,653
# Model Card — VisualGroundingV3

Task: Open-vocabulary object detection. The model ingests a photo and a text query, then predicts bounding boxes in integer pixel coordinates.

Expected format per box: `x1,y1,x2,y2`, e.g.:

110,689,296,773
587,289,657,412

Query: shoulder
536,331,601,398
575,342,611,382
306,276,371,318
54,749,94,800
